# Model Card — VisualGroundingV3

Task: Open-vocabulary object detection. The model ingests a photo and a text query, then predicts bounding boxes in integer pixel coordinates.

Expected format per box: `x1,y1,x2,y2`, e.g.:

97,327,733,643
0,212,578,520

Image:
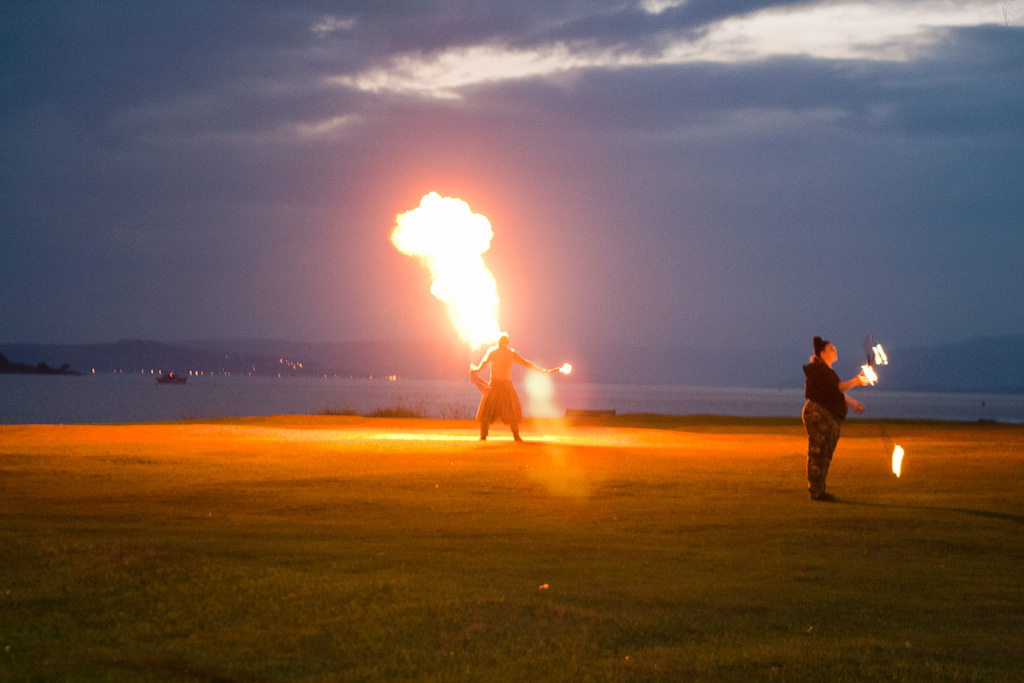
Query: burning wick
872,344,888,365
892,445,904,477
861,364,879,386
864,342,888,385
559,363,572,375
862,341,887,385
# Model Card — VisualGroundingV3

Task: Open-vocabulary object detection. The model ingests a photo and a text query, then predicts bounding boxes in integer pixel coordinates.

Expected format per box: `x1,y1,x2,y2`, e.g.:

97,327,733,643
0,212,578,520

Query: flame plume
392,193,501,349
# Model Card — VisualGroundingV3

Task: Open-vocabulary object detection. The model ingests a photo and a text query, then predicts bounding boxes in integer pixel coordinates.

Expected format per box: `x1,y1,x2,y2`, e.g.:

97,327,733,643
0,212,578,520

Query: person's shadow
840,500,1024,524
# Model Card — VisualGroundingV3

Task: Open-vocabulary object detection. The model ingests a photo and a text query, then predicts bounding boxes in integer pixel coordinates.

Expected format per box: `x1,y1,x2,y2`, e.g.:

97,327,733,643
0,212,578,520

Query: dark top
803,358,848,421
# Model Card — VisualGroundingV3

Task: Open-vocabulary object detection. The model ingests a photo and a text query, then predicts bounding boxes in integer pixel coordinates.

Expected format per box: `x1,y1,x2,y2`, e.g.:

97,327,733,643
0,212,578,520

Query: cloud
292,114,357,140
678,1,1002,62
312,15,357,34
329,41,622,98
332,1,1004,97
640,0,690,14
1003,0,1024,26
652,105,849,142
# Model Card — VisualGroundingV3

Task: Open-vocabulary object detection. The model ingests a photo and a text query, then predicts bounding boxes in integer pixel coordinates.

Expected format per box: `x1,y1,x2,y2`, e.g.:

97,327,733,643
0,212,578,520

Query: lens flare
392,192,501,349
524,371,559,417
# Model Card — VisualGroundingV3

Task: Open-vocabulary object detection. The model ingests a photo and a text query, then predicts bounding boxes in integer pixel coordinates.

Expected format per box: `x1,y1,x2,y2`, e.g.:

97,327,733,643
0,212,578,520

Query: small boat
156,372,187,385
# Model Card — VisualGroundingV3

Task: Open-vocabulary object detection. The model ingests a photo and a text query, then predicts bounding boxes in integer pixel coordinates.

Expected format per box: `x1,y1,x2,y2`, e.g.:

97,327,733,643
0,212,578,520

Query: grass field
1,415,1022,681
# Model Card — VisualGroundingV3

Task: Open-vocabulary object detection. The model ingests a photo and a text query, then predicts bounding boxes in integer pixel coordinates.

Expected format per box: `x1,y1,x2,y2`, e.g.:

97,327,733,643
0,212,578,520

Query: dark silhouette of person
802,336,868,501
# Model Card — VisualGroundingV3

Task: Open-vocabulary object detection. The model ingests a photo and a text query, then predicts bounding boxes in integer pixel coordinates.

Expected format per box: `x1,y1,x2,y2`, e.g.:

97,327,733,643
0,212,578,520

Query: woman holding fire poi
802,336,870,501
470,333,562,441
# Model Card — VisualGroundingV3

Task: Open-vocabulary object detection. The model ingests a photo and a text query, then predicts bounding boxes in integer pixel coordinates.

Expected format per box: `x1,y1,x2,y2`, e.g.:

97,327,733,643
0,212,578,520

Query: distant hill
0,340,337,379
181,338,473,380
0,352,79,375
2,334,1021,393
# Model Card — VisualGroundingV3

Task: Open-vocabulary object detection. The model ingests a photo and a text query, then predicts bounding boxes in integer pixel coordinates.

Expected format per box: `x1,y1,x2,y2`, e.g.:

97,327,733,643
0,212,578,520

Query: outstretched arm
512,350,558,374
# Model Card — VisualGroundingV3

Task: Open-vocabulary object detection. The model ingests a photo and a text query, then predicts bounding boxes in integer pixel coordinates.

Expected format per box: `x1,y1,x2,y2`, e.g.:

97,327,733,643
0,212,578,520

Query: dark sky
2,1,1022,354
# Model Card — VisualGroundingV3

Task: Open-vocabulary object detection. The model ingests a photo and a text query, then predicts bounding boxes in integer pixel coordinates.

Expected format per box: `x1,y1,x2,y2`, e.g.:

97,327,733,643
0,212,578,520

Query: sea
1,374,1021,425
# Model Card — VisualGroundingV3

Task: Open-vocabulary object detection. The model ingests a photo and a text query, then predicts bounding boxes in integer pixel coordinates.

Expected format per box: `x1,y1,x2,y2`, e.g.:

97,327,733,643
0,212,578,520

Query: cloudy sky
2,0,1022,354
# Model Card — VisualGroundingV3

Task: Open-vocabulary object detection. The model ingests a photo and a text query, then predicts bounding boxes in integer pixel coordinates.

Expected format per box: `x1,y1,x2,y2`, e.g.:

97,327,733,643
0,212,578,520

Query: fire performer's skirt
476,379,523,425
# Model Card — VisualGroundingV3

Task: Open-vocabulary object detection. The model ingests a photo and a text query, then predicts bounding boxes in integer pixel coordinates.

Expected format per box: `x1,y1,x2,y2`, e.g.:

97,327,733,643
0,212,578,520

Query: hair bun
812,336,828,357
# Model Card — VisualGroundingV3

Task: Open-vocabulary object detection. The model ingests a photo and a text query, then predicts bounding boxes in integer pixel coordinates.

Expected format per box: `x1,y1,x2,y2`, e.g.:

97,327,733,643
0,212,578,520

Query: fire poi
892,445,905,477
863,333,904,477
861,336,888,385
391,193,570,434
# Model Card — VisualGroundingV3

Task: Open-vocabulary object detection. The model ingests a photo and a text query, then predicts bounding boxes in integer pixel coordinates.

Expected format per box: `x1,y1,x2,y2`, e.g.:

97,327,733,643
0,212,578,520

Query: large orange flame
392,193,501,348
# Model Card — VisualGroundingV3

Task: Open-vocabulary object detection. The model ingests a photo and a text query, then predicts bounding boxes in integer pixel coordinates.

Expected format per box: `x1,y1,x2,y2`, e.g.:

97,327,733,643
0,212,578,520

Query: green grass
1,417,1022,681
319,402,472,420
316,407,359,416
367,406,427,418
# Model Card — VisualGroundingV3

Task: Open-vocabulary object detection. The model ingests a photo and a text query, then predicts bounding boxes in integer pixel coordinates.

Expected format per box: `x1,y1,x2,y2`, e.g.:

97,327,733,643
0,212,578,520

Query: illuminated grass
1,417,1021,681
319,401,473,420
367,405,426,419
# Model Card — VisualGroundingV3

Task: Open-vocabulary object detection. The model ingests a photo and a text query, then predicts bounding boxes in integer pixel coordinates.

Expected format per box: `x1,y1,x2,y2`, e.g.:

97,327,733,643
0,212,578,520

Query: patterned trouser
802,400,841,496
